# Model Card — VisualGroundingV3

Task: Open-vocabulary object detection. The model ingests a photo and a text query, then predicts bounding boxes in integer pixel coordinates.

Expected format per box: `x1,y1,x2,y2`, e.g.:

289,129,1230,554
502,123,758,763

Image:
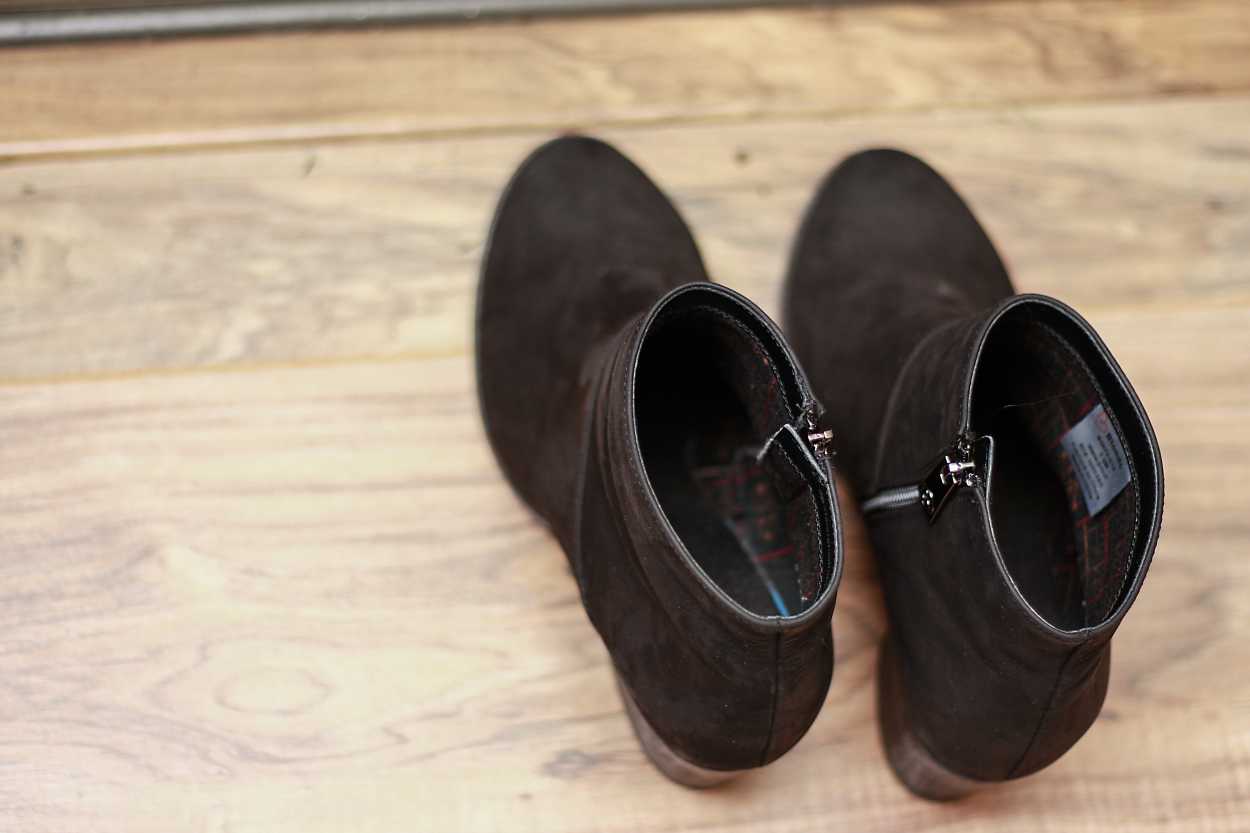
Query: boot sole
878,635,986,801
615,674,743,788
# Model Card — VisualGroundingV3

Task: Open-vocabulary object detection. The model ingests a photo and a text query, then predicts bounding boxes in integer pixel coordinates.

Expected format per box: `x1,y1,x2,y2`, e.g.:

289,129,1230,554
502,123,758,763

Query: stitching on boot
1006,644,1080,779
759,629,782,767
868,318,966,492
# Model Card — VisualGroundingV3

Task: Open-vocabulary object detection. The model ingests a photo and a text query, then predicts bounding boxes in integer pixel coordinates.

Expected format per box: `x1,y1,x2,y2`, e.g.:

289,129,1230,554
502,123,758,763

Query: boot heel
615,675,742,788
878,637,984,801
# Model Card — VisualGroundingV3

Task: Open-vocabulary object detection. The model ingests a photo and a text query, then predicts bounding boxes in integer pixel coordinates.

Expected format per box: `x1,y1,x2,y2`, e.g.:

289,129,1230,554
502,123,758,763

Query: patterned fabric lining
642,304,823,617
690,451,819,616
996,322,1138,626
676,305,791,448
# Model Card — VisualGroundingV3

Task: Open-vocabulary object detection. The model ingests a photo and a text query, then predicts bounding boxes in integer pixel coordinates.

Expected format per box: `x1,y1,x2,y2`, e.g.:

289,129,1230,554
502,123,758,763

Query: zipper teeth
861,485,921,515
862,432,988,521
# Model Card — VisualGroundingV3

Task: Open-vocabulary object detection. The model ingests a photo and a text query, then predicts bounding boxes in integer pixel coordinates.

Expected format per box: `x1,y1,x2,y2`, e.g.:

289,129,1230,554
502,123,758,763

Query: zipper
798,398,835,461
806,429,835,460
862,432,988,523
757,398,835,463
860,484,922,514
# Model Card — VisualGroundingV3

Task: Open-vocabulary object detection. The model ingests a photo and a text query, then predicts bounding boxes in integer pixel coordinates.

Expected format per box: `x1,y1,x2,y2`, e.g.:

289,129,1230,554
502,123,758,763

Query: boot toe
475,135,706,529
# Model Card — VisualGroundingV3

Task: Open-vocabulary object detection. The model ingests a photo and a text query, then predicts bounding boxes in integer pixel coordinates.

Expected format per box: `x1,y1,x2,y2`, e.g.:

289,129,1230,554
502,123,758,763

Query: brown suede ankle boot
783,148,1163,800
477,136,844,786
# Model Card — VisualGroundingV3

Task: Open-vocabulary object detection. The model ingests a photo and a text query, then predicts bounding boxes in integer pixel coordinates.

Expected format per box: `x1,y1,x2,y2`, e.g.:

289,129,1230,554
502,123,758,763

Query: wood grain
2,0,1250,158
2,1,1249,829
0,326,1246,831
1,94,1248,381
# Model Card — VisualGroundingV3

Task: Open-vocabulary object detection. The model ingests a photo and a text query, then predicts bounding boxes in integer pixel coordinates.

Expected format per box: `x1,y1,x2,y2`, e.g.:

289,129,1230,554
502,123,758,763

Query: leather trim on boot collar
871,293,1163,641
607,282,845,635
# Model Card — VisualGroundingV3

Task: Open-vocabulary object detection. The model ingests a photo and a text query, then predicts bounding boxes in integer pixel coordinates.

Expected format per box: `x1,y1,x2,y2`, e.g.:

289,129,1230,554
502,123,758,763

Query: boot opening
971,304,1142,630
635,293,831,618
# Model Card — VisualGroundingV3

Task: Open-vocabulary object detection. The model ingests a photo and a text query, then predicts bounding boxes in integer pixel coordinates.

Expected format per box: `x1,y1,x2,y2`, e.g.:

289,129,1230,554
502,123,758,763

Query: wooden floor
1,1,1249,830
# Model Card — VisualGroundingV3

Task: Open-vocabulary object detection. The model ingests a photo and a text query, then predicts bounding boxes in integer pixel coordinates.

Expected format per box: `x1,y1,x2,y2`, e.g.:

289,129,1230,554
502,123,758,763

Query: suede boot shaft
579,283,842,771
783,148,1163,797
478,136,843,784
866,294,1161,783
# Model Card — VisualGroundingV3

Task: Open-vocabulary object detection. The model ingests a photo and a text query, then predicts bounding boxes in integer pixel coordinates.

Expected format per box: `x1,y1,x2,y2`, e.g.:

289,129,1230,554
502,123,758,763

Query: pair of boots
476,137,1163,799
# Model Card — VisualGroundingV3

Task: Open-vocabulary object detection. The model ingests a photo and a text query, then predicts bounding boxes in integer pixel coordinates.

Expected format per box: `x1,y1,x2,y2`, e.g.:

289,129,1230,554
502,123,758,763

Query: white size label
1060,404,1131,517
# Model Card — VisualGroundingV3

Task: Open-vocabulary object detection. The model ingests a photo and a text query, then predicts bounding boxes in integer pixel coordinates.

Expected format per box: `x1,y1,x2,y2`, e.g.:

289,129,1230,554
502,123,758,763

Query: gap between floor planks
2,0,1250,159
1,94,1248,382
0,348,1246,831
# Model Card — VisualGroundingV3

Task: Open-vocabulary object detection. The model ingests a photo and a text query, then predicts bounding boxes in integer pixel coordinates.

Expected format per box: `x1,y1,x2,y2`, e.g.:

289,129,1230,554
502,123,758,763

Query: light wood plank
0,301,1246,830
1,94,1248,381
2,0,1250,158
2,3,1246,830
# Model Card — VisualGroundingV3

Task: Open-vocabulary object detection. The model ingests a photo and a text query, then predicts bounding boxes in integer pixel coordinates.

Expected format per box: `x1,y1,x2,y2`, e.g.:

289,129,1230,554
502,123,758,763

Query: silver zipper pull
860,432,987,521
757,399,835,463
798,398,834,460
919,433,983,522
806,429,835,460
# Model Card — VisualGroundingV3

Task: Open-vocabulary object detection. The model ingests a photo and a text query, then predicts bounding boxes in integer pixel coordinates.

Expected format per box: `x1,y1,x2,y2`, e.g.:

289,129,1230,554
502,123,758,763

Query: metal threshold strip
0,0,813,45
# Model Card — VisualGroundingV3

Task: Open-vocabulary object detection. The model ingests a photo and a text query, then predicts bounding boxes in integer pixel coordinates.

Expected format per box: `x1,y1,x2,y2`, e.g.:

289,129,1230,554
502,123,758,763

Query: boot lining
636,303,827,618
972,314,1139,629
